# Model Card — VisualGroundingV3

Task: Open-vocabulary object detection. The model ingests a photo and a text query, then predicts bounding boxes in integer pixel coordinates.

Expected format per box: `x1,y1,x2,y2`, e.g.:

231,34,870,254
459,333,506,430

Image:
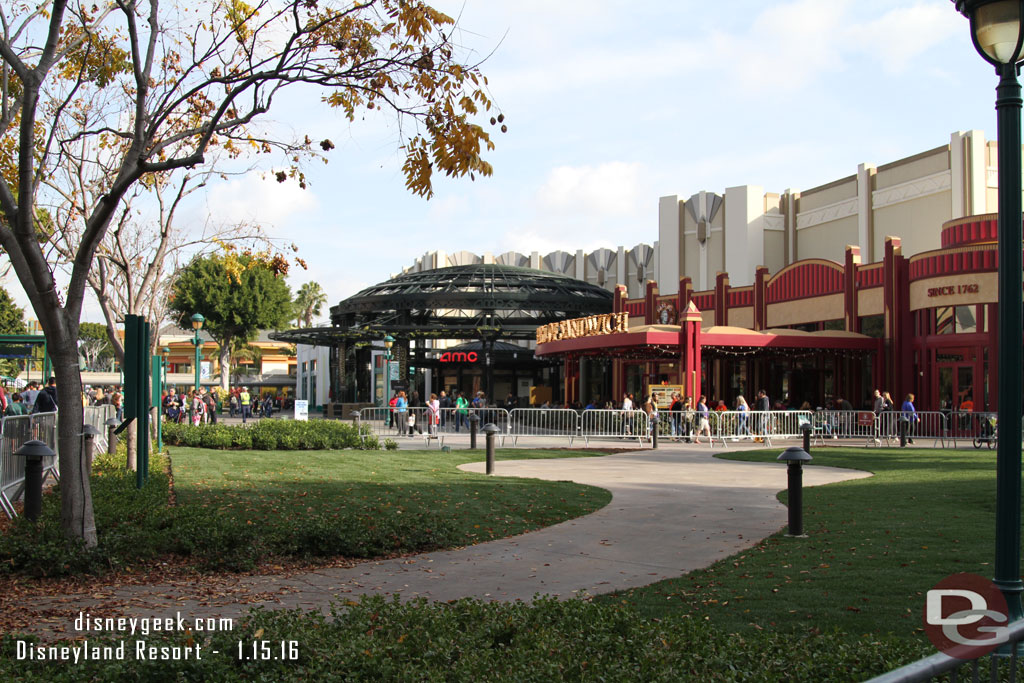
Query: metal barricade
0,411,59,519
357,406,435,445
507,408,580,446
657,410,697,442
84,405,116,452
580,409,648,446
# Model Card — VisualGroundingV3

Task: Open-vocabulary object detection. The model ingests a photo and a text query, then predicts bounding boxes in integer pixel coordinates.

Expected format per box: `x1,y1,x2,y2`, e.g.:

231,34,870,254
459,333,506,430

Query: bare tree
0,0,501,544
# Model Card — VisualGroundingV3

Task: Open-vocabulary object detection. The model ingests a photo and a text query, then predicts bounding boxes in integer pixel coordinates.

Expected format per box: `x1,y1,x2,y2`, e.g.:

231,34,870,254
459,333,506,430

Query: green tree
170,254,293,391
294,281,329,328
1,0,502,545
0,288,26,378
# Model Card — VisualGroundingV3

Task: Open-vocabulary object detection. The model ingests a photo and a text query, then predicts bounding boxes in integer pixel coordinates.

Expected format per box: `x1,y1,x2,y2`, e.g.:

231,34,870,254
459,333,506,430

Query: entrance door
936,362,974,412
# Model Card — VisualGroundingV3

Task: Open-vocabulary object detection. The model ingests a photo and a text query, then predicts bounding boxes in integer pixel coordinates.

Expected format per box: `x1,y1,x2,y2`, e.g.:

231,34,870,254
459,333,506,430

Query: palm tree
294,281,328,328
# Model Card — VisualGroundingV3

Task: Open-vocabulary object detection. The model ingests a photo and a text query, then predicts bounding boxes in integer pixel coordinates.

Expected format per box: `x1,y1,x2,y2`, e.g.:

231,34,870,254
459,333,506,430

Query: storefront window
860,315,884,338
936,307,954,335
823,319,844,331
954,306,977,334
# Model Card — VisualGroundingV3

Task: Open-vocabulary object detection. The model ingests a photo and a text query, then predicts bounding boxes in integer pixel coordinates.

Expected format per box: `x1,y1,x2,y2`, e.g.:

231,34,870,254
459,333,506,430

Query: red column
844,246,861,332
715,272,730,327
679,302,703,400
883,237,912,400
678,276,693,315
645,281,659,325
753,266,769,331
613,284,628,314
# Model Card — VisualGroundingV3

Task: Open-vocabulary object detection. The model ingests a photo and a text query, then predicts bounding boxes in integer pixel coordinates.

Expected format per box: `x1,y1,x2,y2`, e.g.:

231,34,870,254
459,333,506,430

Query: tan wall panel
857,287,884,316
701,310,715,329
876,149,949,188
708,234,724,277
684,241,700,281
728,307,753,329
764,230,785,274
909,272,997,311
872,191,949,260
798,178,857,212
796,216,858,261
766,293,844,327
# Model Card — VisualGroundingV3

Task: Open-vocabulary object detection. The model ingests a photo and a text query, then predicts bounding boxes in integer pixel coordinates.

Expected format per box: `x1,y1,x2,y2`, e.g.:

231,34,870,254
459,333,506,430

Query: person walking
438,390,451,431
695,395,712,444
190,390,205,426
669,393,684,440
5,393,26,416
454,392,469,432
902,393,920,444
204,390,218,424
394,390,408,435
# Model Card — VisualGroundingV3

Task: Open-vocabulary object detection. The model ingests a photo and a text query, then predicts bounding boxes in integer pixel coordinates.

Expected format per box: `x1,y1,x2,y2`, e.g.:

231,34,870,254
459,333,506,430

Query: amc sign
439,351,479,363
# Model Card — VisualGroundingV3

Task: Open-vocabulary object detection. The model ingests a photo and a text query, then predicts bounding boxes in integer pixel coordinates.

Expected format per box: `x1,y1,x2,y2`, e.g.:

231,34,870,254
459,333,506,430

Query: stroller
973,416,997,450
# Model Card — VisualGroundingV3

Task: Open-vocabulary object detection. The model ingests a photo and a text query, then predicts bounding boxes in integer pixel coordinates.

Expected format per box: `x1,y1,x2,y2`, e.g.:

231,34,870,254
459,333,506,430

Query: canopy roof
271,264,613,346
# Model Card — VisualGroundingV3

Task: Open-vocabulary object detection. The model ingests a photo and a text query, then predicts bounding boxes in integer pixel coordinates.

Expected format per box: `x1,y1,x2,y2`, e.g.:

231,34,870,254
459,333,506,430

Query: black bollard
15,440,54,522
801,422,812,453
652,414,659,449
105,417,118,456
82,424,100,472
482,423,499,474
777,446,812,537
469,413,480,449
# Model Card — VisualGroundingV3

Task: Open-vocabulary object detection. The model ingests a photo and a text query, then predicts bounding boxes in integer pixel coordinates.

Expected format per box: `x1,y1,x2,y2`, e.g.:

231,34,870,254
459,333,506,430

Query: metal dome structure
271,264,613,405
273,264,613,345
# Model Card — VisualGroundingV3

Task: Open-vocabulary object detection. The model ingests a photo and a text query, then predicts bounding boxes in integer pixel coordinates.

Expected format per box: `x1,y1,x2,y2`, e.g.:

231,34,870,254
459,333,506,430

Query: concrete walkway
24,444,869,631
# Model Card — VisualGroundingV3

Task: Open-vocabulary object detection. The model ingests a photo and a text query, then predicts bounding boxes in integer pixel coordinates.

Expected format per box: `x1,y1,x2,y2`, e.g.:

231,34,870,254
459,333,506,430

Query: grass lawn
598,446,1006,646
170,447,612,548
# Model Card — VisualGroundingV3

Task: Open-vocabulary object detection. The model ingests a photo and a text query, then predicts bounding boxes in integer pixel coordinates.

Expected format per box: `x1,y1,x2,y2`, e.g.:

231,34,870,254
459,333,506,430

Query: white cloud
204,175,319,232
536,162,647,216
844,4,962,74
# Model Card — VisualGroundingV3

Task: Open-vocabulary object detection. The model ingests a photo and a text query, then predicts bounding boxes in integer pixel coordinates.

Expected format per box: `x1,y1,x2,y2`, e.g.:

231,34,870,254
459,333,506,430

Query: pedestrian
682,396,695,442
428,393,440,436
754,389,770,441
695,395,711,444
239,386,252,423
735,395,750,438
669,392,684,440
33,377,58,413
438,390,450,430
205,390,218,424
454,391,469,432
394,390,408,435
902,393,920,444
21,382,39,409
229,390,239,418
263,394,274,418
5,392,26,416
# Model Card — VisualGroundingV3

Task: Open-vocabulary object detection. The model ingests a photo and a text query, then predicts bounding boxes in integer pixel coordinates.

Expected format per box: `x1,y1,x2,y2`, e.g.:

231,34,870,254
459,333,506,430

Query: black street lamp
955,0,1024,627
191,313,205,391
383,334,394,408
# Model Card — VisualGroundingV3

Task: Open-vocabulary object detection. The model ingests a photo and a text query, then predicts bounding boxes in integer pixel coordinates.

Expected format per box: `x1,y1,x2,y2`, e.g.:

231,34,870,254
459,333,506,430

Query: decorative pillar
883,237,911,399
678,276,693,314
844,246,861,332
679,302,703,400
645,280,659,324
714,273,730,327
613,284,628,314
753,266,769,331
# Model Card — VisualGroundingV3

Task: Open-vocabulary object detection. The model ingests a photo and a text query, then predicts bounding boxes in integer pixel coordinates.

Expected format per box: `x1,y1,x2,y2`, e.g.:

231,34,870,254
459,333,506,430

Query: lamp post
383,334,394,409
191,313,204,392
157,346,170,452
955,0,1024,628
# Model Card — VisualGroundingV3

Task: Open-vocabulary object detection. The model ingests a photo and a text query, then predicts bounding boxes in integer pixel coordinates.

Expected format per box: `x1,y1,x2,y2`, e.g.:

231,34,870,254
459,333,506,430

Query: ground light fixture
954,0,1024,628
14,439,54,521
190,313,205,391
776,446,811,537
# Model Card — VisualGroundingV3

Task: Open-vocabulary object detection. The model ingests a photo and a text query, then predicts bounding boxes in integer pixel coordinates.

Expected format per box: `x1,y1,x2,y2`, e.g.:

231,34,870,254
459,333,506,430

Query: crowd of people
161,386,286,425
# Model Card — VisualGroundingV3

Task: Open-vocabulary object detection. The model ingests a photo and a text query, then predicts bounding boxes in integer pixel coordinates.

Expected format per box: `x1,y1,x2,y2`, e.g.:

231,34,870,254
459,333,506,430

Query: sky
4,0,1008,326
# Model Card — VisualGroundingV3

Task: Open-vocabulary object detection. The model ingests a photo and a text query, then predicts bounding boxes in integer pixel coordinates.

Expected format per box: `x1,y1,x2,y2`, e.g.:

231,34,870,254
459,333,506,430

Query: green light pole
191,313,205,392
383,334,394,408
157,346,169,452
955,0,1024,627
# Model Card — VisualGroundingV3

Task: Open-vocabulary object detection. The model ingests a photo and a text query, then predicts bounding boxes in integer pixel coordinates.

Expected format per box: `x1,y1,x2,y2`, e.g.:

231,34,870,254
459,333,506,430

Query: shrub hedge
162,419,378,451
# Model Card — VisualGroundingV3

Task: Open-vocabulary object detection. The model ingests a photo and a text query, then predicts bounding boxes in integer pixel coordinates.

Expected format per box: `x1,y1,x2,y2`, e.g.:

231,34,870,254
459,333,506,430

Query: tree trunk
219,342,231,391
52,352,98,547
125,424,137,471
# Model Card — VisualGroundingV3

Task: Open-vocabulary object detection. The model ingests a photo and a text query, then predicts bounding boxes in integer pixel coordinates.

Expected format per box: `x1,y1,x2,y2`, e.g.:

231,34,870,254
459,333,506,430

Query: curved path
22,446,869,632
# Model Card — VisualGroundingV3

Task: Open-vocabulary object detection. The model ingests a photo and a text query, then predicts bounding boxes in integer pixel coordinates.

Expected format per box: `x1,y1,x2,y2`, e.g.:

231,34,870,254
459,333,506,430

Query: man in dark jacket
34,377,58,413
754,389,770,440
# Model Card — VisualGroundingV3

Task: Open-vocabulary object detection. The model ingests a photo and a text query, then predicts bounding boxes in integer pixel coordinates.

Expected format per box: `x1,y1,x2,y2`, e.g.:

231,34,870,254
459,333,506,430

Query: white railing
508,408,580,446
707,410,814,447
580,409,648,446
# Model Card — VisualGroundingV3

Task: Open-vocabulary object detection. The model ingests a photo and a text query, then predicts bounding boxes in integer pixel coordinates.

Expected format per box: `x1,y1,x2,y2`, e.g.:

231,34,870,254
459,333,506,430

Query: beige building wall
797,216,859,261
872,190,950,259
766,294,844,328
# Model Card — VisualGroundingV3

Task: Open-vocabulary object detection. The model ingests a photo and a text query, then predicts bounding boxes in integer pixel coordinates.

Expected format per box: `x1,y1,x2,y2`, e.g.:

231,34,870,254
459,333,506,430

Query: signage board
294,399,309,421
651,384,685,410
